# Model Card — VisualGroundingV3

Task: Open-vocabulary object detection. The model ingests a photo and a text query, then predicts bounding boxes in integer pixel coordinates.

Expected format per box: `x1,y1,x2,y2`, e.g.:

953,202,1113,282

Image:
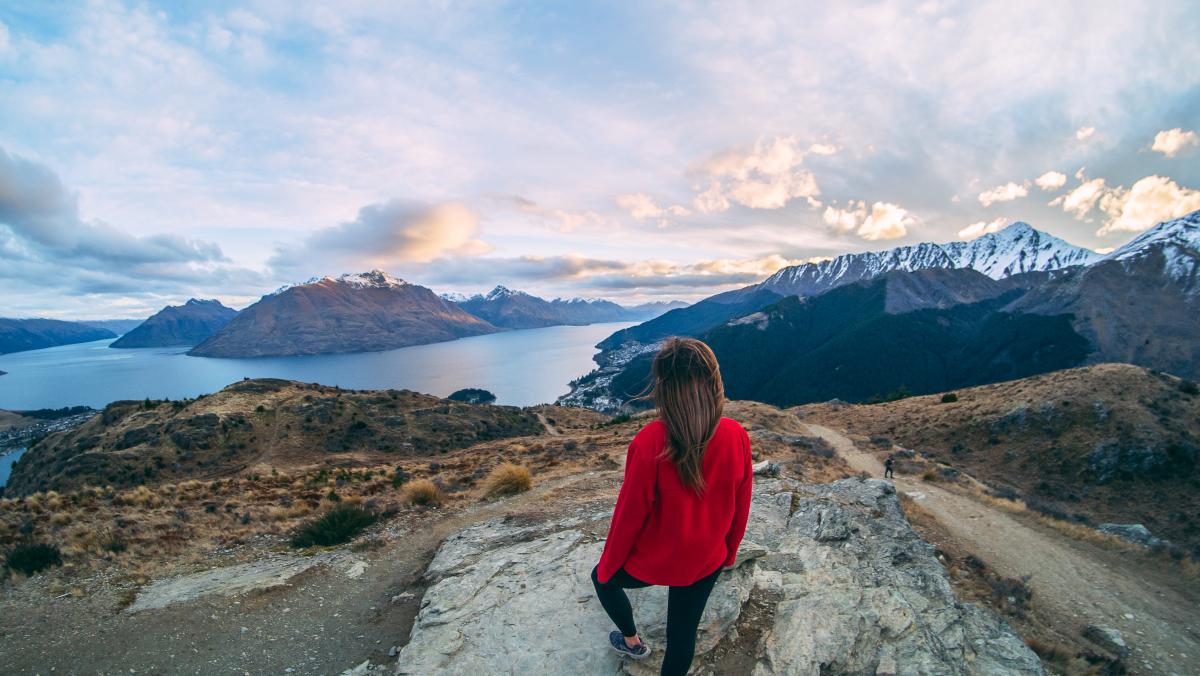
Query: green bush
6,542,63,576
291,505,377,548
940,392,959,403
1181,380,1199,396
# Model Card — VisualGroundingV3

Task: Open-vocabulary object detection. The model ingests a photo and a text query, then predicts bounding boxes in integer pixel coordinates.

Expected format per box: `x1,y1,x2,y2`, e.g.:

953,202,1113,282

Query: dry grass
482,463,533,498
401,478,444,506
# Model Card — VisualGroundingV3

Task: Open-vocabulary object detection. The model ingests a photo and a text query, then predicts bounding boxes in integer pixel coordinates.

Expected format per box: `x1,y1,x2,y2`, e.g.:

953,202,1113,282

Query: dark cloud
0,146,264,316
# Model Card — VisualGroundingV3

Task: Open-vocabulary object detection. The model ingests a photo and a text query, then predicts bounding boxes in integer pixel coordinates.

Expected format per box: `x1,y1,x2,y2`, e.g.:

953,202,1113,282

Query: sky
1,1,1199,319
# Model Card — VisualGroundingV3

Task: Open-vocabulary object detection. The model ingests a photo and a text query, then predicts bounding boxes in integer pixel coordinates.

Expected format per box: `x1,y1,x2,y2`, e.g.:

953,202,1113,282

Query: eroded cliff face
396,478,1042,675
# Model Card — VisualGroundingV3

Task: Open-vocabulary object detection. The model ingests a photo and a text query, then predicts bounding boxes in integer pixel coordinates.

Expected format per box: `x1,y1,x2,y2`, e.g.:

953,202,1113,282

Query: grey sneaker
609,631,651,660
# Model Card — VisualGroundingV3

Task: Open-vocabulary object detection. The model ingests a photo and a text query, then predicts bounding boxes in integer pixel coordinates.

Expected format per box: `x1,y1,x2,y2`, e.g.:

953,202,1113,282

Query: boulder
395,478,1042,675
1083,624,1129,657
1098,523,1162,548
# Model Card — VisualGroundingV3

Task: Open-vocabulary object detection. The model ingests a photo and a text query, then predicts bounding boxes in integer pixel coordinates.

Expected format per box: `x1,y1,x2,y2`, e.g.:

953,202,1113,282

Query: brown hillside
797,363,1200,555
5,378,553,496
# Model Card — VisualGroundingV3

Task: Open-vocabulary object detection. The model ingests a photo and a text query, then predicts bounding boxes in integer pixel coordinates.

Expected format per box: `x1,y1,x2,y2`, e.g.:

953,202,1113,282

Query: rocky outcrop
396,478,1042,675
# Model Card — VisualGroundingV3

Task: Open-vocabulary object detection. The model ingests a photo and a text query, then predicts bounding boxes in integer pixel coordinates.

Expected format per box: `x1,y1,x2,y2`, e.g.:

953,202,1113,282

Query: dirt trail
806,423,1200,675
535,411,561,436
1,469,607,675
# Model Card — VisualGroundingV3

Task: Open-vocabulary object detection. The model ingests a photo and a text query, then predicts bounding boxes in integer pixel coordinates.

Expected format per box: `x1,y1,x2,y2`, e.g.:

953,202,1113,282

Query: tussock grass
402,478,444,506
290,504,376,548
482,463,532,498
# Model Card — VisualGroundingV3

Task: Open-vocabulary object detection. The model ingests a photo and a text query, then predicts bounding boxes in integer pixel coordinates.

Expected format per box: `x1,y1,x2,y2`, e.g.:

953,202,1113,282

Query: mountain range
111,299,238,348
562,210,1200,410
447,285,685,329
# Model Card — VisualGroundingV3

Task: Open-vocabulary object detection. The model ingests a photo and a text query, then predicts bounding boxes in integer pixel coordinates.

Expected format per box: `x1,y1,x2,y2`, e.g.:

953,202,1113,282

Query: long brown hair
650,337,724,494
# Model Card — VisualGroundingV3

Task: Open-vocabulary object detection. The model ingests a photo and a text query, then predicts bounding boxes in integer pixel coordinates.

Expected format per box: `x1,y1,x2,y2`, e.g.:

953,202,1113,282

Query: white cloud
1150,128,1199,158
691,136,821,212
615,193,690,221
824,200,913,240
978,181,1029,207
510,196,606,233
1076,126,1096,141
1096,175,1200,235
1034,171,1067,191
958,217,1008,239
268,201,492,275
807,143,838,156
0,19,9,55
1050,173,1108,219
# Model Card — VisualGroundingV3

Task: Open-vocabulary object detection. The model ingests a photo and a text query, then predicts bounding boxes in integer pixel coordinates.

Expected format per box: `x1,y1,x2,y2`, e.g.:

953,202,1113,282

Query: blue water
0,322,633,411
0,447,25,487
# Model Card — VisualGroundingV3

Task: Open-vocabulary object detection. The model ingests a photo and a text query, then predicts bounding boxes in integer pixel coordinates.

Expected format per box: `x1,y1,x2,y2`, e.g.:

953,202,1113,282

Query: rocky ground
2,393,1192,674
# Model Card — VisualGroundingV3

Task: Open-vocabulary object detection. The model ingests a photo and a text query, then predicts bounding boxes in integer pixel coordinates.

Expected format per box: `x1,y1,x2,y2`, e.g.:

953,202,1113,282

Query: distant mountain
447,285,684,329
0,318,116,355
562,212,1200,410
190,271,498,358
111,299,238,348
594,222,1100,355
80,319,145,336
594,269,1087,408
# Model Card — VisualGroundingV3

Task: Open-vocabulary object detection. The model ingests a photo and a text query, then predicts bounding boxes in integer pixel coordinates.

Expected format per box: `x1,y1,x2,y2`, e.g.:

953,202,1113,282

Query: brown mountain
111,298,238,348
1008,210,1200,378
189,271,498,358
4,377,549,496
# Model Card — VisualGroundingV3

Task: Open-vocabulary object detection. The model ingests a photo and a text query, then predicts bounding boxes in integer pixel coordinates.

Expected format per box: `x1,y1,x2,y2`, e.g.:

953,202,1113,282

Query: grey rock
1098,523,1162,548
1084,624,1130,657
396,478,1042,675
127,553,342,613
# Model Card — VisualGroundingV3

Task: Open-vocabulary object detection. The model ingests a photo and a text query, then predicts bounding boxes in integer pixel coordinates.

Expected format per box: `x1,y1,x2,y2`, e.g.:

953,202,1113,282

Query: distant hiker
884,455,895,479
591,337,753,676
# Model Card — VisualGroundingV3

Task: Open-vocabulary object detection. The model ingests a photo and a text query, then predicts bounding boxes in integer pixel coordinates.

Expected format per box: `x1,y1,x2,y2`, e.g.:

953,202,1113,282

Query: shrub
1181,380,1199,396
290,505,376,547
447,388,497,405
921,469,940,482
325,489,341,502
101,535,127,554
402,479,444,506
483,463,533,498
605,412,632,426
940,392,959,403
5,543,63,576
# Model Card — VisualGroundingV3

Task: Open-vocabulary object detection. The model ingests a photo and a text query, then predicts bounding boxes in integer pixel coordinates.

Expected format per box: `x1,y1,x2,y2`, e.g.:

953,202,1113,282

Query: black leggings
590,564,722,676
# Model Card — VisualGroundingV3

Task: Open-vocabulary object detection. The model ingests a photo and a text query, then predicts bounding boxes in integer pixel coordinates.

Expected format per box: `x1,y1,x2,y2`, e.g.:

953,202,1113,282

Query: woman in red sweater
590,337,753,675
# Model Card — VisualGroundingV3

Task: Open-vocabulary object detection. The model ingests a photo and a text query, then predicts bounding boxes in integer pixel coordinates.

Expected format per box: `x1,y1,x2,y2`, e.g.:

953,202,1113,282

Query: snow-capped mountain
192,272,494,358
1107,210,1200,262
272,269,409,296
758,222,1101,298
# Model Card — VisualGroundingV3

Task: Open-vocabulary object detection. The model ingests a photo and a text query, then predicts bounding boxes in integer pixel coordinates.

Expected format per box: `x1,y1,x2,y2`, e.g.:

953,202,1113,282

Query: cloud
1076,126,1096,141
690,136,821,212
823,200,913,240
424,252,800,293
1150,128,1199,157
1096,175,1200,235
614,193,690,223
977,181,1029,207
1050,171,1108,219
958,217,1008,239
510,196,606,233
269,201,491,276
1034,171,1067,191
807,143,838,156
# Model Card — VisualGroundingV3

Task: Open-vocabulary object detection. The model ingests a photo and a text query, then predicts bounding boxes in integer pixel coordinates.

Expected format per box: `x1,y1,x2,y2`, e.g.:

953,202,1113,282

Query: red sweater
596,417,753,586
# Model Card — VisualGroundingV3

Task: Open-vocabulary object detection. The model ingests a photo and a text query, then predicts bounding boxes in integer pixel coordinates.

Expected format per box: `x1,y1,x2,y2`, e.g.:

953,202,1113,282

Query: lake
0,322,634,411
0,447,25,487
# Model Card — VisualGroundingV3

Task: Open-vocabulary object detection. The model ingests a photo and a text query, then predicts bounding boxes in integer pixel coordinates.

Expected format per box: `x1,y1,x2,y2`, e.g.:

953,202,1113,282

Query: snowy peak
440,291,472,303
1107,209,1200,261
760,221,1099,297
335,270,409,289
272,270,409,296
485,285,530,301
